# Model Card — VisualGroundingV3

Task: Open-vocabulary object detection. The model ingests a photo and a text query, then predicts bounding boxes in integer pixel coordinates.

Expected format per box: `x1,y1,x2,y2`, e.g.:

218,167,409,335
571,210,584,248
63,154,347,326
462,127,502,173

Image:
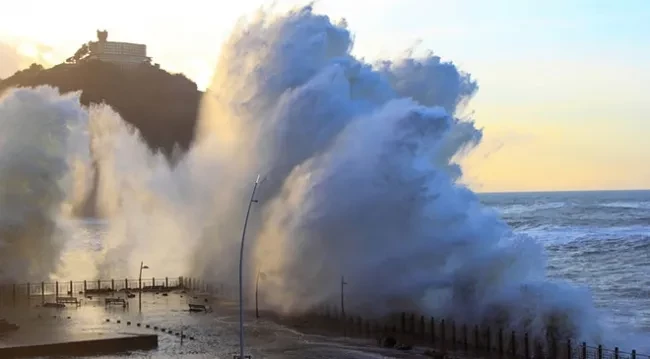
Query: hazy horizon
1,0,648,193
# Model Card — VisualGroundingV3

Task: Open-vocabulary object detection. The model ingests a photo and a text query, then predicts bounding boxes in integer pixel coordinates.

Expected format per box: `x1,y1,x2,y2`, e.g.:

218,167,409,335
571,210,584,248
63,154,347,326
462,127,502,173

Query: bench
105,297,128,307
56,297,81,307
188,304,211,312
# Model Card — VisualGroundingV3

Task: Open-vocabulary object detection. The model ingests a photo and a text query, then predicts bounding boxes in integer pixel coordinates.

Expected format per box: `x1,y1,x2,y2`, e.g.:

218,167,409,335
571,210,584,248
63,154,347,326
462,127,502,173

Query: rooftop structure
86,30,151,68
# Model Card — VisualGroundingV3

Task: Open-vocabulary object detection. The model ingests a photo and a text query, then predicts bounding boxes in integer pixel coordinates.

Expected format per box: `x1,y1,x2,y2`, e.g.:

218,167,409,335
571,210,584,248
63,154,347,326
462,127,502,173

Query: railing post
581,342,587,359
498,328,504,357
451,321,456,350
463,324,468,352
440,319,446,350
631,350,636,359
420,316,425,339
511,331,517,357
83,280,87,294
69,280,72,295
614,347,619,359
486,326,491,353
111,279,115,291
165,277,169,288
125,278,128,289
55,281,59,300
41,282,45,304
97,279,100,290
567,339,572,359
598,345,603,359
152,277,155,287
430,317,436,344
524,333,530,359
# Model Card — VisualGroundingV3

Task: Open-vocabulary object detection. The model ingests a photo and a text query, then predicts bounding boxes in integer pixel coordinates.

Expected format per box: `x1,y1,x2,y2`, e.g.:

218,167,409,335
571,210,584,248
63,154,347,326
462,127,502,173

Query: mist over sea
1,4,648,354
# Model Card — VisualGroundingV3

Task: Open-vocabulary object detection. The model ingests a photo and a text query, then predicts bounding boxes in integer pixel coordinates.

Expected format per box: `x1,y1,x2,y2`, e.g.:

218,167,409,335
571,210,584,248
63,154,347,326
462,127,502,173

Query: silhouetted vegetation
0,60,201,155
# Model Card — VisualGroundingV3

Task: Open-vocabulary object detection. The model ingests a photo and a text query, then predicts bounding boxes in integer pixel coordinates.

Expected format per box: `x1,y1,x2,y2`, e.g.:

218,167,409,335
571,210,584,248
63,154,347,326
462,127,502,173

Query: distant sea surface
479,190,650,344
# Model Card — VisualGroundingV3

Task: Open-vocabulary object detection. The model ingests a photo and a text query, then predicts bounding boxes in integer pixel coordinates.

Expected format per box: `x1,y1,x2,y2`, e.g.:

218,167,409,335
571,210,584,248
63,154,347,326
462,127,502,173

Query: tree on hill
66,43,90,64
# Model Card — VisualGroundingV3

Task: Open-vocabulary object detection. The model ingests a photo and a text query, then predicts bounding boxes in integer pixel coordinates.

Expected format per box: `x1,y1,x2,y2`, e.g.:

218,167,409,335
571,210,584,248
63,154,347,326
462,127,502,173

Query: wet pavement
0,290,432,358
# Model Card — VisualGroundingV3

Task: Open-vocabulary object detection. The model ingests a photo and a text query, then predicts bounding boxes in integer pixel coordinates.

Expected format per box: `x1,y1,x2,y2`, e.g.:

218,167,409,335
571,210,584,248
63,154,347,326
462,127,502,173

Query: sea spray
193,5,603,344
0,4,607,347
0,86,90,281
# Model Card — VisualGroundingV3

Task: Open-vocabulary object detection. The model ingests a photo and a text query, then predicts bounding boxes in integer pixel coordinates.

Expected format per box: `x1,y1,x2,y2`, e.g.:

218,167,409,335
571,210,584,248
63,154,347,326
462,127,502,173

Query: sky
1,0,648,192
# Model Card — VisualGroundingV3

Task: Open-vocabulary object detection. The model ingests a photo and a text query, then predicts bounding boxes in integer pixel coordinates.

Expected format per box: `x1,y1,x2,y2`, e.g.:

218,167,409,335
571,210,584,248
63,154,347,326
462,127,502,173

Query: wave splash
0,4,605,347
0,86,90,281
192,5,602,344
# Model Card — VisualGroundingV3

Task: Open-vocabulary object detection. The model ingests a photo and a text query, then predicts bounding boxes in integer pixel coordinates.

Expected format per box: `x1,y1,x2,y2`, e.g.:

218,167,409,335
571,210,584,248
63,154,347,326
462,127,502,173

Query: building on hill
86,30,151,69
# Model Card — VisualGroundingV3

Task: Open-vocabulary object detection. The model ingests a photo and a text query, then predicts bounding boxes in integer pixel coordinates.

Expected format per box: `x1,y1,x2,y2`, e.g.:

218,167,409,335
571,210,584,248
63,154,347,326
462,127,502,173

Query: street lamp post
341,275,347,336
238,174,263,359
139,261,149,312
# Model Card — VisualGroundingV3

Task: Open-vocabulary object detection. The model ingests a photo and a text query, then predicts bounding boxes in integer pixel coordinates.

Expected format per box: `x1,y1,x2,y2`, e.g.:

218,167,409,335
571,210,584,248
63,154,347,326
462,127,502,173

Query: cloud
0,39,57,79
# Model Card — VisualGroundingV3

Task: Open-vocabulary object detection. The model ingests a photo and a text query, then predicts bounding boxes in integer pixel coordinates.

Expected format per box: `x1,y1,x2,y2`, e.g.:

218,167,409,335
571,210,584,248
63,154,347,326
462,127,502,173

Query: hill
0,60,202,155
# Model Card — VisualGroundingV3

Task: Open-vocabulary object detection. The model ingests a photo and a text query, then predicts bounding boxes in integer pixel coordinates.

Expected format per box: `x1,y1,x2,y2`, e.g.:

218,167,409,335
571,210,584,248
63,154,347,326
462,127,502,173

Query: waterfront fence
0,277,645,359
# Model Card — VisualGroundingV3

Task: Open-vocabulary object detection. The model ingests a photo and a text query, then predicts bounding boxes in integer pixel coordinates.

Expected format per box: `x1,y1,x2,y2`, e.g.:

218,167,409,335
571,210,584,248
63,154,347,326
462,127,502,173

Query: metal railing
1,276,645,359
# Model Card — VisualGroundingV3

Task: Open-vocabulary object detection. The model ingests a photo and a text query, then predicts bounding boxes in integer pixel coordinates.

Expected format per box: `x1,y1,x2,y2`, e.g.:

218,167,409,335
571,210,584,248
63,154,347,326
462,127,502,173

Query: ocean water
480,190,650,347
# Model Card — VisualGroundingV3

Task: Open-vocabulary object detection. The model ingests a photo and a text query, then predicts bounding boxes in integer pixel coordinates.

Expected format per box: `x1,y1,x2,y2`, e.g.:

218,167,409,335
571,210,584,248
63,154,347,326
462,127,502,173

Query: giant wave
0,5,603,346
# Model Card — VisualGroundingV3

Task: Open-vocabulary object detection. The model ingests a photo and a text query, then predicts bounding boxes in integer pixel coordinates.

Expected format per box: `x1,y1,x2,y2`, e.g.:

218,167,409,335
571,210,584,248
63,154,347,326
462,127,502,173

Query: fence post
41,282,45,304
614,347,619,359
631,350,636,359
430,317,435,344
581,342,587,359
420,316,425,339
463,324,468,352
152,277,155,287
441,319,446,350
125,278,128,289
55,281,59,300
498,328,504,357
567,339,572,359
598,345,603,359
165,277,169,288
69,280,72,295
551,334,558,359
511,331,517,357
486,326,491,353
451,321,456,350
97,279,100,290
111,279,115,291
524,333,530,359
